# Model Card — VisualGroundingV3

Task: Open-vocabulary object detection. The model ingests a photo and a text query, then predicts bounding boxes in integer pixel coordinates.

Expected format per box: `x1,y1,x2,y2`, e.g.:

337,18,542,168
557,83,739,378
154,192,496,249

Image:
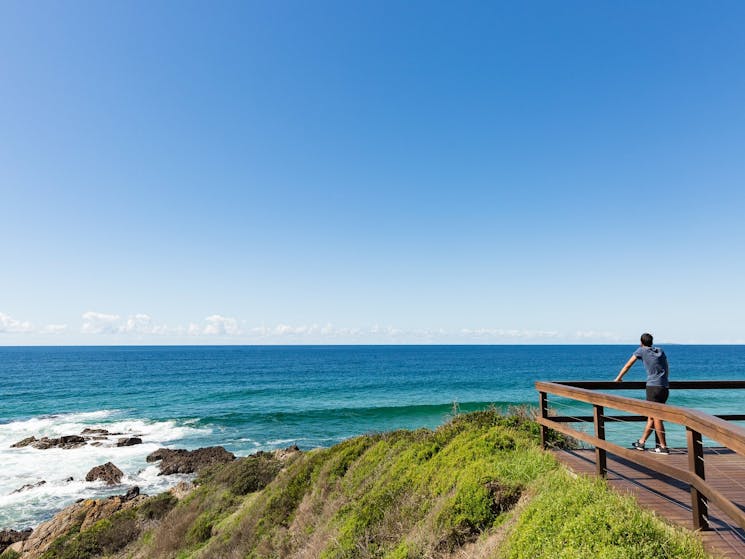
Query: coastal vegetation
3,409,710,559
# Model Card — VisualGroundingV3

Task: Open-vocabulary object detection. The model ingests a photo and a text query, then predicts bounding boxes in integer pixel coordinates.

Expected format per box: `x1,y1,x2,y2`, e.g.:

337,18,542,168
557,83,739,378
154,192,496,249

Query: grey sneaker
654,445,670,455
632,441,645,451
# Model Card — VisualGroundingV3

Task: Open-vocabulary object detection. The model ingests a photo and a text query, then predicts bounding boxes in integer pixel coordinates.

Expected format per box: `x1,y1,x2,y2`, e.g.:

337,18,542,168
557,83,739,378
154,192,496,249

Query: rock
64,477,74,482
276,444,301,461
0,528,32,554
168,481,193,499
123,486,140,501
146,446,235,475
11,480,46,494
116,436,142,447
81,428,109,435
8,493,146,558
145,448,171,462
85,462,124,485
30,435,86,450
10,436,37,448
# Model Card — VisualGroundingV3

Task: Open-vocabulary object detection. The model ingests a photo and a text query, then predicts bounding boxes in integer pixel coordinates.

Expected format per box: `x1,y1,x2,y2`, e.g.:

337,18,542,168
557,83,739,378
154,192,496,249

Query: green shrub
502,470,710,559
138,492,178,520
40,509,140,559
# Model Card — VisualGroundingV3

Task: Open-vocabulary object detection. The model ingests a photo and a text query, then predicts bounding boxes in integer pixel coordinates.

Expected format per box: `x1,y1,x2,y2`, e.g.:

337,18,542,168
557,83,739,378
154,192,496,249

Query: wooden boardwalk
554,447,745,558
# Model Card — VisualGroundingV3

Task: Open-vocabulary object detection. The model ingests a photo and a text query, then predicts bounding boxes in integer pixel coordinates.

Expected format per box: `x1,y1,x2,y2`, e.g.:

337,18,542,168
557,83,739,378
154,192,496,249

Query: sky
1,1,745,345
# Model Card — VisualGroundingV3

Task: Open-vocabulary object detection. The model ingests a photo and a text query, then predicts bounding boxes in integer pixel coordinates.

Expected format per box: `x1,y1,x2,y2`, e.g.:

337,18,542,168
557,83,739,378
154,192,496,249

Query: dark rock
123,486,140,501
147,446,235,475
81,428,109,435
11,480,46,494
0,528,32,554
85,462,124,485
10,436,37,448
64,477,74,482
116,437,142,447
146,448,171,463
31,435,86,450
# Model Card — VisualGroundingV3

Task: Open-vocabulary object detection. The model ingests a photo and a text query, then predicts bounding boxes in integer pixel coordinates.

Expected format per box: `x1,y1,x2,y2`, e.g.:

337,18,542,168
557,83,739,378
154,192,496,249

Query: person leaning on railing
614,332,670,455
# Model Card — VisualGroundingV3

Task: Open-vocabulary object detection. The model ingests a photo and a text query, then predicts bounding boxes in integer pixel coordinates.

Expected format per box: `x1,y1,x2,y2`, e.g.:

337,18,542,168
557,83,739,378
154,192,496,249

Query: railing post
539,391,549,449
686,427,708,530
593,404,607,478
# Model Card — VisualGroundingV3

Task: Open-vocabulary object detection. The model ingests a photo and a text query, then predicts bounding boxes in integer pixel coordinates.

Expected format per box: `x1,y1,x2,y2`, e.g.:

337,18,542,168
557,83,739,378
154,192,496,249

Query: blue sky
2,2,744,344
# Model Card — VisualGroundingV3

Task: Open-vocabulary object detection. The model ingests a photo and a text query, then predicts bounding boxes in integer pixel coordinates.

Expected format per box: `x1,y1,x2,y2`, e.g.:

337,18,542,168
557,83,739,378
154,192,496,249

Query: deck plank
553,447,745,558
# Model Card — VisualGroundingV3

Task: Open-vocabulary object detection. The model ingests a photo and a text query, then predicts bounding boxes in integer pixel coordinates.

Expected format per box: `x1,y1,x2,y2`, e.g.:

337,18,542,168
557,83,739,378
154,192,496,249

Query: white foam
0,411,212,529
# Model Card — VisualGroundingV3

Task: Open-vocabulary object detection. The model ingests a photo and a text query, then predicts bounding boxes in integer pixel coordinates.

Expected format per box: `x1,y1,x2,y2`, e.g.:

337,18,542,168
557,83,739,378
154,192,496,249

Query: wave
0,410,211,530
196,400,526,427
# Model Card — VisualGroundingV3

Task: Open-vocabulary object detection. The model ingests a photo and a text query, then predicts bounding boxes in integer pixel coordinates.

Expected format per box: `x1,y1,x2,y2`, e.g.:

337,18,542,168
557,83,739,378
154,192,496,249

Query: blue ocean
1,345,743,529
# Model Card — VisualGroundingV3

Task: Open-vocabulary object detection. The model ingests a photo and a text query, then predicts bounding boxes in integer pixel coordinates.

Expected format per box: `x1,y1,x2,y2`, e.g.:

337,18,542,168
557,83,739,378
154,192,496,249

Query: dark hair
640,333,653,347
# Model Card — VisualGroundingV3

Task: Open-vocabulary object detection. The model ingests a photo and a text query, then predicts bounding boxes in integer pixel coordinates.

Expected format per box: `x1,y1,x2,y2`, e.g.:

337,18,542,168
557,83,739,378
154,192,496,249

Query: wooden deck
554,447,745,558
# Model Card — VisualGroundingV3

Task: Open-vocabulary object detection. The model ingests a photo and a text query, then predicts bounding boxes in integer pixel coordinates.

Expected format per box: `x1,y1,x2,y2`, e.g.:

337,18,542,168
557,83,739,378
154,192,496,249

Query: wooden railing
536,380,745,532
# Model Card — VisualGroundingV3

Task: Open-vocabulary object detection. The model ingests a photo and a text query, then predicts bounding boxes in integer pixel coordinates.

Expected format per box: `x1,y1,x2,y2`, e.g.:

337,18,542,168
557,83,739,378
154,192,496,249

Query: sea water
1,345,743,529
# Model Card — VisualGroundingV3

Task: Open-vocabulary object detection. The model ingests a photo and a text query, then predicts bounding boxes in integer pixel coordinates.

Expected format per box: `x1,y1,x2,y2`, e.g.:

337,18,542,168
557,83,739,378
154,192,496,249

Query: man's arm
615,356,638,382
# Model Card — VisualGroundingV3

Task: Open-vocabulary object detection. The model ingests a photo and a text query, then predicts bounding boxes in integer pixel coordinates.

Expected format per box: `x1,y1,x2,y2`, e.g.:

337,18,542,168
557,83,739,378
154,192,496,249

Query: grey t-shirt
633,345,669,387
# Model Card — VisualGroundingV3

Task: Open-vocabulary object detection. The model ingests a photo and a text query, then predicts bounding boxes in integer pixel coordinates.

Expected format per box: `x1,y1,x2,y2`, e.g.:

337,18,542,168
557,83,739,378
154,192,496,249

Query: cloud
120,314,169,335
203,315,242,336
0,312,34,333
459,328,560,339
81,311,121,334
41,324,68,334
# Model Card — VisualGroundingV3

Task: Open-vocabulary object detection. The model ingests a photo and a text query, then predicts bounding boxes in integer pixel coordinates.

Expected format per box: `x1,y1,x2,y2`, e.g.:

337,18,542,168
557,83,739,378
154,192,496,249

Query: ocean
1,344,743,529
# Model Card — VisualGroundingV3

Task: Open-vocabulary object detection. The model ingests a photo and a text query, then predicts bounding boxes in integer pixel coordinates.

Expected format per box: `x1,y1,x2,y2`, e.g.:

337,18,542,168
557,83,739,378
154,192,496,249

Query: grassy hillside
14,409,710,559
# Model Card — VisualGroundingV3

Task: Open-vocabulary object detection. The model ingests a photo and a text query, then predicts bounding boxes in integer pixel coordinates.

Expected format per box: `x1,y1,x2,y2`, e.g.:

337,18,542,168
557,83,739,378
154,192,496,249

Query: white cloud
203,315,242,336
120,313,170,335
40,324,68,334
81,311,121,334
0,312,34,333
460,328,560,339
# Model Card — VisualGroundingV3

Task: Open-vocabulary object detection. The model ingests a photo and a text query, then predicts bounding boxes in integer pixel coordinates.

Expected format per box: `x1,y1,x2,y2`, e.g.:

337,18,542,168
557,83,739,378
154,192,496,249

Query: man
614,332,670,454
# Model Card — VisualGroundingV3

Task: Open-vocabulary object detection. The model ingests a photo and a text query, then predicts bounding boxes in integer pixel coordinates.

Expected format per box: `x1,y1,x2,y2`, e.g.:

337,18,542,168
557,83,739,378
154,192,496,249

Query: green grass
34,408,713,559
501,469,710,559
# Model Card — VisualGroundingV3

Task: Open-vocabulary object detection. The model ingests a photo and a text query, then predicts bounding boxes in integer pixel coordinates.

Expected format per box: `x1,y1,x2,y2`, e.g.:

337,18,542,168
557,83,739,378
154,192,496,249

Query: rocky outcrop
0,528,32,555
6,491,147,558
10,436,37,448
10,429,135,450
30,435,86,450
86,462,124,485
146,446,235,475
117,436,143,447
81,428,110,435
11,480,46,494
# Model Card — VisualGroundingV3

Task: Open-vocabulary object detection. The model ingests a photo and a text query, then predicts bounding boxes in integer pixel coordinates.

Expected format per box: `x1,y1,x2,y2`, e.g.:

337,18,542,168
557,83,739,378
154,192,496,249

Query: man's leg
639,417,654,445
653,418,667,448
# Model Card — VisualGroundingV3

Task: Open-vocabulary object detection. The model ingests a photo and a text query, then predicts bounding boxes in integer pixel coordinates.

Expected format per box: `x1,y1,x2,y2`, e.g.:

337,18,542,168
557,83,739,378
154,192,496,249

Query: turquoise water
1,345,743,528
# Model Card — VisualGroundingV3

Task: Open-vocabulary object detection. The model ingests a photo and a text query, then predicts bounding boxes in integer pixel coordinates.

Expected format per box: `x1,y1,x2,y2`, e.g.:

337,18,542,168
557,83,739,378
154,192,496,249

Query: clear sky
2,2,744,345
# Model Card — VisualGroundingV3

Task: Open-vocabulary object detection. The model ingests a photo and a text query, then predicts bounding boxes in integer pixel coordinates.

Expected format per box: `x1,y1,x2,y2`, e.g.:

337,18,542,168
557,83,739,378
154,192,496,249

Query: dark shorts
646,386,669,404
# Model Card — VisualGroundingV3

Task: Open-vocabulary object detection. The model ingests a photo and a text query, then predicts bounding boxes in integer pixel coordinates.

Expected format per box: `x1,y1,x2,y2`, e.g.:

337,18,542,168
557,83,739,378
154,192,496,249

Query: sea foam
0,410,210,529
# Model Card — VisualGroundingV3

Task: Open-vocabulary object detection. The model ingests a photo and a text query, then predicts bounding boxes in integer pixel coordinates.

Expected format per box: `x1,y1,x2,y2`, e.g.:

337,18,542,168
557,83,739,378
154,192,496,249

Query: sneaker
653,445,670,455
632,441,646,451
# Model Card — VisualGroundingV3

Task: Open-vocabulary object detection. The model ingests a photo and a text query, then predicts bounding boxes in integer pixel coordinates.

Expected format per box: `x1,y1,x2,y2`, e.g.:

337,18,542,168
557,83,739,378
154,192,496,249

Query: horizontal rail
537,415,745,531
551,380,745,390
537,380,745,533
536,381,745,456
551,414,745,423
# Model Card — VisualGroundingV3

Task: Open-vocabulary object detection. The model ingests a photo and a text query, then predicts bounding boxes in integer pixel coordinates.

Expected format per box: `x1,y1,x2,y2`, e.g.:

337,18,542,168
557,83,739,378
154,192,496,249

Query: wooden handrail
535,381,745,455
536,380,745,533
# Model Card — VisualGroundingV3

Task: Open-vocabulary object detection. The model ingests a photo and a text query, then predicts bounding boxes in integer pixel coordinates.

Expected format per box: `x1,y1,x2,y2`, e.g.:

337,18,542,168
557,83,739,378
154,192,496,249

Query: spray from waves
0,410,212,530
